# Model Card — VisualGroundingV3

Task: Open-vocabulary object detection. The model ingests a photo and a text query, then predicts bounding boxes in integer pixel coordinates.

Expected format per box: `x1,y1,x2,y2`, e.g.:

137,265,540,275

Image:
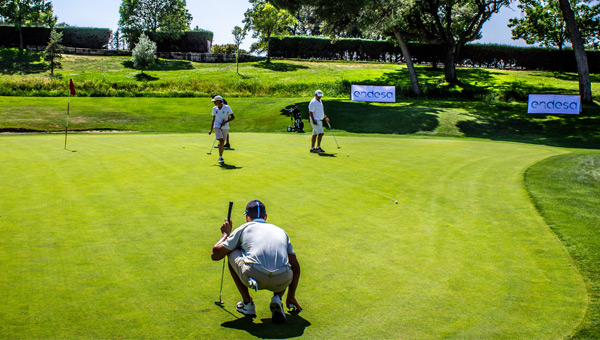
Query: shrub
132,34,157,74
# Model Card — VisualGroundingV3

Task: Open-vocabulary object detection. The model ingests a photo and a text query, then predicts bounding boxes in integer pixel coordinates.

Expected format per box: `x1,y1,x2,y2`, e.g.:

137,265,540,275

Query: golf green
0,133,586,339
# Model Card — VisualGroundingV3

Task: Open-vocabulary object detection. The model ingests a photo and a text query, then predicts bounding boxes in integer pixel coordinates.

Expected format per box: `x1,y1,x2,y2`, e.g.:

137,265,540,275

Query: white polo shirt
308,97,324,122
222,219,295,271
212,104,233,129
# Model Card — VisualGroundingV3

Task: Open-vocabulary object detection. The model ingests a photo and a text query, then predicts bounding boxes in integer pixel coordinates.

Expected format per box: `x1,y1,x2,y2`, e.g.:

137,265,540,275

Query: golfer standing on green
211,200,302,323
309,89,330,153
208,95,234,164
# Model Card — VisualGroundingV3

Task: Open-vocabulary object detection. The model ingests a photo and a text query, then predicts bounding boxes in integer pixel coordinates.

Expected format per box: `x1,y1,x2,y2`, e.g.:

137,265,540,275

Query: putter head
215,301,224,307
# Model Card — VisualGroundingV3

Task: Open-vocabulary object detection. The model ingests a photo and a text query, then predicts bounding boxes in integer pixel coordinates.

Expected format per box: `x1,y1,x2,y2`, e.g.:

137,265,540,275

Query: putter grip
227,201,233,221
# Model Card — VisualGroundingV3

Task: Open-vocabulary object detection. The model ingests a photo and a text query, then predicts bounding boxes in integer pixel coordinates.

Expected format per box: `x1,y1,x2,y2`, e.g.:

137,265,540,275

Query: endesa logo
353,90,394,100
351,85,396,103
528,94,580,114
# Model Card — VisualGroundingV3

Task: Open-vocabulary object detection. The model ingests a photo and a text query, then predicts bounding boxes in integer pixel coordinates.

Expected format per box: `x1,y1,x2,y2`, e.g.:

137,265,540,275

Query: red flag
69,79,76,96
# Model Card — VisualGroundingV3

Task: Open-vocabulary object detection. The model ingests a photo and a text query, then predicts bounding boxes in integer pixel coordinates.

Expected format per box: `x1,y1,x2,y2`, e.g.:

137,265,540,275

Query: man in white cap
209,95,234,164
211,200,302,323
308,89,330,153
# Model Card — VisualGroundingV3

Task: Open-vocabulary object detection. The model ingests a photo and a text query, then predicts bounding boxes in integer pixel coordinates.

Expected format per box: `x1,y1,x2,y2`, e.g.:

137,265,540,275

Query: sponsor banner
527,94,581,114
351,85,396,103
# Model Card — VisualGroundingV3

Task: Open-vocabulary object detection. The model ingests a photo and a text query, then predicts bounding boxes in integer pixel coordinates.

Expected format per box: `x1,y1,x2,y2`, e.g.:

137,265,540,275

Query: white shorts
214,128,229,141
228,249,293,293
311,120,324,135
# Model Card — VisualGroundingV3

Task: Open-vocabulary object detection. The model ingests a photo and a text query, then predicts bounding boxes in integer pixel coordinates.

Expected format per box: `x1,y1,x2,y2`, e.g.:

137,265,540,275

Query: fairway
0,133,587,339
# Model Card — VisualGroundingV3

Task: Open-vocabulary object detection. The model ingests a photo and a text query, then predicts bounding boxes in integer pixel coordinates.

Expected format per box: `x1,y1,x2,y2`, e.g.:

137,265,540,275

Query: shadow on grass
372,67,576,101
0,48,47,75
282,101,440,134
219,163,243,170
253,61,308,72
222,314,311,339
532,71,600,83
280,98,600,149
134,73,159,81
122,59,193,71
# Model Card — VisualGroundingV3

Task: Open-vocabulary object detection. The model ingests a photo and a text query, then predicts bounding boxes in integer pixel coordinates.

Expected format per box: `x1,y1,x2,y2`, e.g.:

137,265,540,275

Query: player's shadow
222,314,311,339
317,153,336,157
218,163,243,170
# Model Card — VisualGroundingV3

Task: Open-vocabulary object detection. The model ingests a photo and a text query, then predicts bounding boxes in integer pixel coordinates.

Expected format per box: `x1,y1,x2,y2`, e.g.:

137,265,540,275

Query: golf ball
395,200,398,204
347,154,349,157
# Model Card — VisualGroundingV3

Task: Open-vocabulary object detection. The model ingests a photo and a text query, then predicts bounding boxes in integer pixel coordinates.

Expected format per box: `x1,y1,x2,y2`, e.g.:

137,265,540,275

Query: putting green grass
0,133,587,339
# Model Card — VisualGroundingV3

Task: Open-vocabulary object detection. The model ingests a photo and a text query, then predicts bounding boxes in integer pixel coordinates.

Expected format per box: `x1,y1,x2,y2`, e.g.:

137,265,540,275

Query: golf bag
285,104,304,133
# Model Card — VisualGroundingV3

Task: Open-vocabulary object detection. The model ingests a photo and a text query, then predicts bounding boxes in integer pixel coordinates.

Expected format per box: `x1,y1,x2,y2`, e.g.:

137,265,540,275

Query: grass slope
2,95,599,149
1,49,599,101
525,152,600,339
0,133,586,339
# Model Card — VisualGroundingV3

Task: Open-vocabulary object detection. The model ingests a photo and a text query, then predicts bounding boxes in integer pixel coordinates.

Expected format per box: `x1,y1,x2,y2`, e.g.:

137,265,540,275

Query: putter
326,121,341,149
215,201,234,307
207,137,217,155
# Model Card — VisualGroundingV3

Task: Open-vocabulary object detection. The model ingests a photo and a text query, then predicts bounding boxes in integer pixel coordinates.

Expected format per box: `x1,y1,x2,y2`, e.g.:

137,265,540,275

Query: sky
51,0,528,51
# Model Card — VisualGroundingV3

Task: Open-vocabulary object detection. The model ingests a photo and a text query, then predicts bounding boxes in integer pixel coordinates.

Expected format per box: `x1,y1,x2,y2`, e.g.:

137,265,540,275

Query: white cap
211,95,223,102
315,90,323,97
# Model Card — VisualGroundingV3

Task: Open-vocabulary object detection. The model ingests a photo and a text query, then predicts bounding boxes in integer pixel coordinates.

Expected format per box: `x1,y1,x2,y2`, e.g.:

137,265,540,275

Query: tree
290,5,322,35
0,0,55,50
558,0,593,103
132,33,157,75
232,25,247,75
401,0,510,84
508,0,600,51
118,0,192,49
269,0,422,94
44,28,63,75
244,0,297,63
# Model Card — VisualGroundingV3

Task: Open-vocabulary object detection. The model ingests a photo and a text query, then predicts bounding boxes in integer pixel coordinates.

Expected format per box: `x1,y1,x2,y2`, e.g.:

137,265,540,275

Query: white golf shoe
270,295,286,323
236,301,256,316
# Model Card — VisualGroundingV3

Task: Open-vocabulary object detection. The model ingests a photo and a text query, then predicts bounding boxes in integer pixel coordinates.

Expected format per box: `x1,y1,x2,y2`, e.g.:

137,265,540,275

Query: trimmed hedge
0,26,213,52
270,36,600,73
58,27,112,49
0,26,111,49
149,31,213,53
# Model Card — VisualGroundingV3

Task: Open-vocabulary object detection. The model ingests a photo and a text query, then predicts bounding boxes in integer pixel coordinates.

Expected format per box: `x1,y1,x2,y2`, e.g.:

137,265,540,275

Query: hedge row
0,26,111,49
270,36,600,73
0,26,213,52
145,31,213,53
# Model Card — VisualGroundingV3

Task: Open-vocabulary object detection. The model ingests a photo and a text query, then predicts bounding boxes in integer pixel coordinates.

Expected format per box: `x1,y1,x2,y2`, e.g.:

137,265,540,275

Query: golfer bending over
208,95,234,164
211,200,302,323
309,89,330,153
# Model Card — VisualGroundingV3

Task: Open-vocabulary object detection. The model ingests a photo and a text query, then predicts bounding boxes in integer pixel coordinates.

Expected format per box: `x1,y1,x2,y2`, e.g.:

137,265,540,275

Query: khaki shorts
228,249,293,293
215,128,229,141
311,120,324,135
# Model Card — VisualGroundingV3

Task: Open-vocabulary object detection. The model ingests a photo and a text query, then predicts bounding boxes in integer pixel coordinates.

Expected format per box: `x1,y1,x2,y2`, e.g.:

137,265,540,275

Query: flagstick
64,91,70,150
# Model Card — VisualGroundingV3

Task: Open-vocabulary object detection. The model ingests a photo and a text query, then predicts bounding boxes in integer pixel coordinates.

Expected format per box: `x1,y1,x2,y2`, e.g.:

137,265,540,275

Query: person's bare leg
317,133,324,147
228,262,252,303
218,139,225,157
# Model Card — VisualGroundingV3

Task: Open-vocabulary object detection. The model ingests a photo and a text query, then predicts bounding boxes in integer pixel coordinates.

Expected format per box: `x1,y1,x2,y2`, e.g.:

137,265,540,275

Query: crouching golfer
208,95,234,164
211,200,302,323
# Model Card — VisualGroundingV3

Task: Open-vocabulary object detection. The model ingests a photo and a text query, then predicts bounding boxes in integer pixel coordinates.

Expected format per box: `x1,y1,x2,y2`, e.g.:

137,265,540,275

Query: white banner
351,85,396,103
527,94,581,114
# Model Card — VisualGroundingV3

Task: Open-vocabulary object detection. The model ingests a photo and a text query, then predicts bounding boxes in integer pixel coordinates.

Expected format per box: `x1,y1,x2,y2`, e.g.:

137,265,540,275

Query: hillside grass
1,48,599,102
